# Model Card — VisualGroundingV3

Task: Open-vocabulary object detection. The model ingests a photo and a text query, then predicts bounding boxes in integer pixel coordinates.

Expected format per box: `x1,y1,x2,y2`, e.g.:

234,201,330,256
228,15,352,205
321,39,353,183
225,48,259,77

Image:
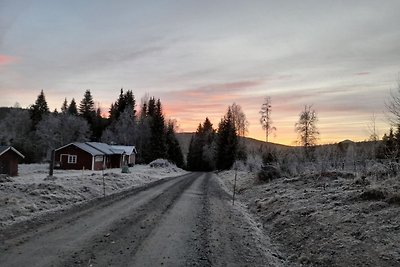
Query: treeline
187,104,248,171
0,89,183,167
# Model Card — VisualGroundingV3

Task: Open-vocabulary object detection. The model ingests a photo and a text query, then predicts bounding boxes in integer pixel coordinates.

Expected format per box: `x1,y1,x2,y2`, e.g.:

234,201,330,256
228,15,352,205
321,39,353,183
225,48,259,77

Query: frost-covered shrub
353,177,370,186
365,161,400,178
241,154,262,173
387,194,400,205
262,151,277,165
257,165,281,182
149,159,172,168
232,160,248,171
359,188,387,201
279,153,299,176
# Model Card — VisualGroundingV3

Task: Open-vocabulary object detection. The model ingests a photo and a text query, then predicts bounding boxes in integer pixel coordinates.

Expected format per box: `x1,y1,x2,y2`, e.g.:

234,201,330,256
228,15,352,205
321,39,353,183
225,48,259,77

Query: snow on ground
217,168,400,266
0,161,187,228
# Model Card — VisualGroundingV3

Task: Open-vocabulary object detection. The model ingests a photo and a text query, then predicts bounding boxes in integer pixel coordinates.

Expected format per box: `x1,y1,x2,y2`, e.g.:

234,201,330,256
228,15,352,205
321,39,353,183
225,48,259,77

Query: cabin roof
110,145,137,155
0,146,25,158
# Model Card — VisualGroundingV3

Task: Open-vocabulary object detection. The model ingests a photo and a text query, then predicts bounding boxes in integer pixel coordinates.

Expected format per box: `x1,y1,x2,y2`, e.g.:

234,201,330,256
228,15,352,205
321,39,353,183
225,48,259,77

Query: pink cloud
0,54,18,65
354,72,370,76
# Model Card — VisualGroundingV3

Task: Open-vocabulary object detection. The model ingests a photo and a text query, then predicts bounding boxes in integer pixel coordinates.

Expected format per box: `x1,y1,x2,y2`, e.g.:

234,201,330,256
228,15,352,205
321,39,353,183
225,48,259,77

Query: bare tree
295,105,319,158
259,96,276,142
229,103,249,137
386,80,400,124
36,113,90,159
367,112,379,142
101,107,137,145
0,108,31,145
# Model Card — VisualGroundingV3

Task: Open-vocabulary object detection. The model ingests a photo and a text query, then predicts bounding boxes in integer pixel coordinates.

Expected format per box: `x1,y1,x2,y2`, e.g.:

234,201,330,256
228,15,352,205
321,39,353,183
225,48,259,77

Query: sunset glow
0,54,17,65
1,1,399,145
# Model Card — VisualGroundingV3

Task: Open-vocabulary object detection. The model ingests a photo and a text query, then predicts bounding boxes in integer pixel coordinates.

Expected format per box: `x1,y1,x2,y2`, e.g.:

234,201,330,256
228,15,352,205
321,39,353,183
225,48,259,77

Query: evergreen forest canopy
0,89,184,168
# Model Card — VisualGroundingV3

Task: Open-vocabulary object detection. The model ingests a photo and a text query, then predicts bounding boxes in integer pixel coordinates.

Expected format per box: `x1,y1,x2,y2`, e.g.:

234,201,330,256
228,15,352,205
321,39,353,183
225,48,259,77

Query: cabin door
0,161,9,175
60,154,69,168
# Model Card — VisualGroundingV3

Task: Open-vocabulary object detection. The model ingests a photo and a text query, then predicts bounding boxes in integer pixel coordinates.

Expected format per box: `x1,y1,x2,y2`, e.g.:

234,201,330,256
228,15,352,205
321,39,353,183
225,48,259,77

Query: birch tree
295,105,319,159
260,96,276,143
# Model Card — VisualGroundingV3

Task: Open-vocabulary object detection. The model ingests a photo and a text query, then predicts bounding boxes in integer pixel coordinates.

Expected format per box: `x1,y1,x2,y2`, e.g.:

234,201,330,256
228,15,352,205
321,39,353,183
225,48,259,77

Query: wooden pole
232,166,237,205
102,172,106,197
48,149,55,177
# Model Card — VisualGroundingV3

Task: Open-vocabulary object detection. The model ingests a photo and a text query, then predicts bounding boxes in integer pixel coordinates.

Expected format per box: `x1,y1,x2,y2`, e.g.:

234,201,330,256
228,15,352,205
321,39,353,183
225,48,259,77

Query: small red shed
0,146,25,176
55,142,106,171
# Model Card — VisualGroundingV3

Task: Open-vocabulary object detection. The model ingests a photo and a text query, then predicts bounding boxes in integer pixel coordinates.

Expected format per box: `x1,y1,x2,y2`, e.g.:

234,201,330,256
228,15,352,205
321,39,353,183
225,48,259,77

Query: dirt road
0,172,283,266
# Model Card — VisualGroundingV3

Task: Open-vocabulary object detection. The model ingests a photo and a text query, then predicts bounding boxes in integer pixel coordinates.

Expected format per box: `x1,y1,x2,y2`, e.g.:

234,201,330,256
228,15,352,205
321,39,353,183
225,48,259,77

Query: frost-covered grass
0,162,187,228
217,163,400,266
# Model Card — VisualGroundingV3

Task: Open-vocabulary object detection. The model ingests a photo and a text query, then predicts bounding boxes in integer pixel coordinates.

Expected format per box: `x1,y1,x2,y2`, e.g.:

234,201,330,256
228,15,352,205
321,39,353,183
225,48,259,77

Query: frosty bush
257,165,281,182
149,159,172,168
359,187,387,201
246,154,262,173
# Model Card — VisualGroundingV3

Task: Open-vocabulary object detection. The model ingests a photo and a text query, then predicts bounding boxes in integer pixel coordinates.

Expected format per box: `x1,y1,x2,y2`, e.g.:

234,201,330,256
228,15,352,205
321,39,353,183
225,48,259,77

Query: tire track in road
129,173,210,266
60,172,200,266
0,173,199,267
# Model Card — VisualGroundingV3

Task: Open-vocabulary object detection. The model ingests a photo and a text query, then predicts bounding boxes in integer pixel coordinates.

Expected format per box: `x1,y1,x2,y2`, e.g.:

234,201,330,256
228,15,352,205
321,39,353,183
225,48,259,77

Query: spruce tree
201,118,217,170
109,103,117,121
110,89,136,122
140,101,147,120
79,90,96,123
187,123,204,171
61,98,68,114
147,97,156,117
125,90,136,114
149,99,167,161
186,118,216,171
216,107,238,170
116,88,126,118
30,90,50,129
187,136,196,170
68,98,78,115
92,107,108,141
166,121,184,168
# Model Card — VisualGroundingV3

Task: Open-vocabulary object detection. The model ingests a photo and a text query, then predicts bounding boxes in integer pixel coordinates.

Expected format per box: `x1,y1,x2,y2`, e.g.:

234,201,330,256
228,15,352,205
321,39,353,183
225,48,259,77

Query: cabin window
68,155,77,164
95,155,103,162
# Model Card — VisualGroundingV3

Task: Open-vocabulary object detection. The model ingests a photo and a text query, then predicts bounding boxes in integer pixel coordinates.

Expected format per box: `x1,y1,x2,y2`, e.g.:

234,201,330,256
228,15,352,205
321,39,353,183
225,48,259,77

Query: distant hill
175,132,381,160
175,132,194,157
0,107,30,120
175,132,290,158
0,107,13,119
238,136,290,152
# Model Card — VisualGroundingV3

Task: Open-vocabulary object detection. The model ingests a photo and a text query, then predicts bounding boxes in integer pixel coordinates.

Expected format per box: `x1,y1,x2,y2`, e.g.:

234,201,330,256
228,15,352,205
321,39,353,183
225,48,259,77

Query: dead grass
359,187,387,201
218,170,400,266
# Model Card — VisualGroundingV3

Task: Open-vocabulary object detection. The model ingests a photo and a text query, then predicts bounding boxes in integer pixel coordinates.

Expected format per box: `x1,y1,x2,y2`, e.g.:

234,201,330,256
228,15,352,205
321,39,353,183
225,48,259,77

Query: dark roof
86,142,124,155
0,146,25,158
55,143,104,156
110,145,137,155
74,143,105,156
55,142,128,156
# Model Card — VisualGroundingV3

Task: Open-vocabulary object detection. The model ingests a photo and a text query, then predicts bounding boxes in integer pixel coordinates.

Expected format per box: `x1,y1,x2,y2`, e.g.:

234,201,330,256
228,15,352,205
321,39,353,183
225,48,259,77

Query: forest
2,84,400,175
0,89,247,171
0,89,183,167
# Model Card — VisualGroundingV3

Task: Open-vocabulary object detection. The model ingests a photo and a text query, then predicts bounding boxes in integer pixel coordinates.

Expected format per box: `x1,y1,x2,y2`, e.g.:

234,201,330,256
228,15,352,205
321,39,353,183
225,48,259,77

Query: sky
1,0,400,145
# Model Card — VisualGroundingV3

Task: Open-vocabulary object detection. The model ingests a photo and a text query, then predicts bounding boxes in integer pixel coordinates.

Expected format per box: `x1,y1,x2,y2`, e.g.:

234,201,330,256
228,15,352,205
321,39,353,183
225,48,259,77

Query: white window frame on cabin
95,155,103,162
68,155,77,164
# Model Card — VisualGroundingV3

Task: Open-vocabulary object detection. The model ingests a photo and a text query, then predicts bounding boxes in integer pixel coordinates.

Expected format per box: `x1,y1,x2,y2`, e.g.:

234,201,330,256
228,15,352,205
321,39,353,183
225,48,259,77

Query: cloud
173,80,264,98
0,54,17,65
355,72,370,76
